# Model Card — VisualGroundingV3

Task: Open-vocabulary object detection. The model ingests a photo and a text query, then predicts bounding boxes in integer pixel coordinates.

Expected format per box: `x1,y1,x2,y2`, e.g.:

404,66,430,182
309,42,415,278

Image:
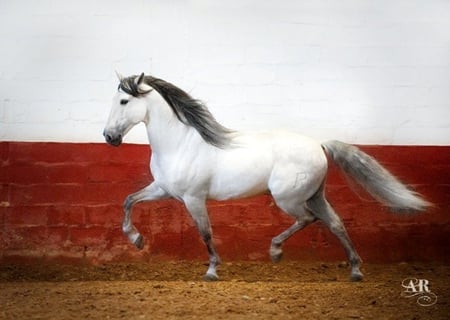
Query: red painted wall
0,142,449,264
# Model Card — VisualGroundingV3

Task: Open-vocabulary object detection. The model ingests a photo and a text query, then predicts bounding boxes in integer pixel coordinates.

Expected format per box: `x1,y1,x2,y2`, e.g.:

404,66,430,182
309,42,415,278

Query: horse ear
137,72,145,85
136,72,152,94
115,70,124,81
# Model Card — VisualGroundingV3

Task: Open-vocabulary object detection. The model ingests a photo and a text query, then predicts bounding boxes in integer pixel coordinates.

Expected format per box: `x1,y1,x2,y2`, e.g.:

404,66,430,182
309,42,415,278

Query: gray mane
119,74,233,148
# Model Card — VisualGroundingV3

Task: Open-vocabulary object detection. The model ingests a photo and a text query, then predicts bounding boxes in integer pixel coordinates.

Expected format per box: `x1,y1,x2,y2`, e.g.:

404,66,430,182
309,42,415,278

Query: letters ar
403,278,430,293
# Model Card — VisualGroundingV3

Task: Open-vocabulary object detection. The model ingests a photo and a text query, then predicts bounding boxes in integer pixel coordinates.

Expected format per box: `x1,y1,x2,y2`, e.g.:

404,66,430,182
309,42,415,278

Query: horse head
103,72,152,146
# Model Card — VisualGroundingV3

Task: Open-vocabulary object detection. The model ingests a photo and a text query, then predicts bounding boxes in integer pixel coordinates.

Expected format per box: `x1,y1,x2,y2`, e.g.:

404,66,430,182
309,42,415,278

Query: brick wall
0,1,449,265
1,142,448,264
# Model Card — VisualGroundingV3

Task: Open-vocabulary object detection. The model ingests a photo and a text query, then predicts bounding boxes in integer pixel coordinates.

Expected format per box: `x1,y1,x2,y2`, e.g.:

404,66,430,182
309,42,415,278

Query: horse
103,72,430,281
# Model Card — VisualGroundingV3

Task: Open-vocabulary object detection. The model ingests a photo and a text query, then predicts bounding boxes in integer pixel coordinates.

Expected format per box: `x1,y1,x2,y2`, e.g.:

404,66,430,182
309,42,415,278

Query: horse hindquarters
267,138,366,280
267,139,328,265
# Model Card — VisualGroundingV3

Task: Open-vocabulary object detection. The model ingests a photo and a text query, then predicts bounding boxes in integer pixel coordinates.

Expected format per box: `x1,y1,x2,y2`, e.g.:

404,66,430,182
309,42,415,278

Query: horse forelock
118,76,147,97
118,74,233,148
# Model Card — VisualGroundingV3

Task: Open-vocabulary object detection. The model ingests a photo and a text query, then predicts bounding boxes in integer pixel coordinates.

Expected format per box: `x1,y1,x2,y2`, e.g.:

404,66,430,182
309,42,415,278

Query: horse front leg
123,182,169,249
184,196,221,281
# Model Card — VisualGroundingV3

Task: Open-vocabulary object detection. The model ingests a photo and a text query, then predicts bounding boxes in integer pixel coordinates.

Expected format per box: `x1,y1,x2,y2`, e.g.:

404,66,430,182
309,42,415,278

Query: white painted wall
0,0,449,145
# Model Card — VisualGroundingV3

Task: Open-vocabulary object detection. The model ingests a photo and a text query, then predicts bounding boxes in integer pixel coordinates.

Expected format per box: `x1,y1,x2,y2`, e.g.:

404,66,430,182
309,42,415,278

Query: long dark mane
119,74,233,148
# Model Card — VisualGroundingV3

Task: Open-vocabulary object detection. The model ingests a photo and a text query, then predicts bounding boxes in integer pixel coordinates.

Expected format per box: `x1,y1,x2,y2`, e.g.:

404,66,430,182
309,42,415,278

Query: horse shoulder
149,143,217,198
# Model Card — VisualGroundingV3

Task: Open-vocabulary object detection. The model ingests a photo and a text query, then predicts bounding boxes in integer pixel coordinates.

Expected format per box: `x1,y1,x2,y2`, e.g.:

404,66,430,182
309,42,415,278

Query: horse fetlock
350,256,362,268
210,255,221,267
123,197,133,211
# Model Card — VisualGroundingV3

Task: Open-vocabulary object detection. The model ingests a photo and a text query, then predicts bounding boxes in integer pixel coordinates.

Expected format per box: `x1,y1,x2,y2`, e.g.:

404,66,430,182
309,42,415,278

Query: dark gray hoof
134,234,144,250
270,251,283,263
203,273,219,282
350,272,364,282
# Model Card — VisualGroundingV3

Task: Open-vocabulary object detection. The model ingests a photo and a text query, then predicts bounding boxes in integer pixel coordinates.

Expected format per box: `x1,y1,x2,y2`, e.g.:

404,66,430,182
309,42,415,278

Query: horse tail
321,140,431,212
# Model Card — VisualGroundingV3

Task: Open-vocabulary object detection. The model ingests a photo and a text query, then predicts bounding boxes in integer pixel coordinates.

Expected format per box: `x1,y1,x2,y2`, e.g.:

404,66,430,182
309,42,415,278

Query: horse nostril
104,132,122,146
105,133,116,145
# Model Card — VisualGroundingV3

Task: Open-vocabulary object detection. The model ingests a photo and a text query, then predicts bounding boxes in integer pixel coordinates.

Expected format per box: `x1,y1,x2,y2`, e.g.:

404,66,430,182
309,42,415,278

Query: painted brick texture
1,142,448,264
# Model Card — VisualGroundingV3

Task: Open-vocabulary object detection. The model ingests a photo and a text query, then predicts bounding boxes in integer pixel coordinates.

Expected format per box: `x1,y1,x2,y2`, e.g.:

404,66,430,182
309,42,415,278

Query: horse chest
150,155,211,198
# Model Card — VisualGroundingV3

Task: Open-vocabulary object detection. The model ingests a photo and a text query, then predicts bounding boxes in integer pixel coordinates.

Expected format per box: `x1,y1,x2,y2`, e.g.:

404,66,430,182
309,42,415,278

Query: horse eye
120,99,129,105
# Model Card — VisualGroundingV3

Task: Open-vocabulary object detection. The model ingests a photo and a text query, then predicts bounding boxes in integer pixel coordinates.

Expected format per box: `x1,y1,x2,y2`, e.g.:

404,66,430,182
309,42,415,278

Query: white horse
104,72,430,281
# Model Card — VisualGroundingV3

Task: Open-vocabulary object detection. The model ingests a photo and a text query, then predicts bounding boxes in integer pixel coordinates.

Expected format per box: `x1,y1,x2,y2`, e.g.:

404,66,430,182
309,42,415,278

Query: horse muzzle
103,130,123,147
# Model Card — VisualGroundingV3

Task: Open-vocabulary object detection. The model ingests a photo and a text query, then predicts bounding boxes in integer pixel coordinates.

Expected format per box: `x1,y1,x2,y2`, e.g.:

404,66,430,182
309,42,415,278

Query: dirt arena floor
0,261,448,319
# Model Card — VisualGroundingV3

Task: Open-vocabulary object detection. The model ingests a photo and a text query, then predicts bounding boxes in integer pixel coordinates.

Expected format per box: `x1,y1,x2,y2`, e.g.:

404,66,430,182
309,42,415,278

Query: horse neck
145,92,201,154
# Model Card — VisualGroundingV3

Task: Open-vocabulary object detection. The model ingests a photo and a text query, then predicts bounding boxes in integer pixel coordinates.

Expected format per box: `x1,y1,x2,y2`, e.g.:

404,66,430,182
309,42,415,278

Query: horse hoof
350,272,364,282
134,235,144,250
203,273,219,282
270,251,283,263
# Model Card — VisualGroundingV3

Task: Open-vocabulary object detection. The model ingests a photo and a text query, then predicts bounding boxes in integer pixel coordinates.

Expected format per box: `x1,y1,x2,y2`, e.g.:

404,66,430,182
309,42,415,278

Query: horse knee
329,220,345,233
123,196,133,211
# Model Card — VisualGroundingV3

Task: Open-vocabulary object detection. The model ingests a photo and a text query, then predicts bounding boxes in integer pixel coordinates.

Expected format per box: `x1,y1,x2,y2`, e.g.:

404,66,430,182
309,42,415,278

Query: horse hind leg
270,209,316,263
306,190,363,281
269,190,317,263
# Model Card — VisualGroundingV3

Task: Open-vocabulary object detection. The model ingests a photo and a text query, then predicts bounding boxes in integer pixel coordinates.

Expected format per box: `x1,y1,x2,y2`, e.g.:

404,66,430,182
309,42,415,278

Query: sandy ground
0,261,449,319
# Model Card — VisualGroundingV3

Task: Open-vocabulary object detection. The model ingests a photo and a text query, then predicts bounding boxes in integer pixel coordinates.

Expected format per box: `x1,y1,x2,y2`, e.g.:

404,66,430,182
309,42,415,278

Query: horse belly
208,174,269,200
208,151,272,200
